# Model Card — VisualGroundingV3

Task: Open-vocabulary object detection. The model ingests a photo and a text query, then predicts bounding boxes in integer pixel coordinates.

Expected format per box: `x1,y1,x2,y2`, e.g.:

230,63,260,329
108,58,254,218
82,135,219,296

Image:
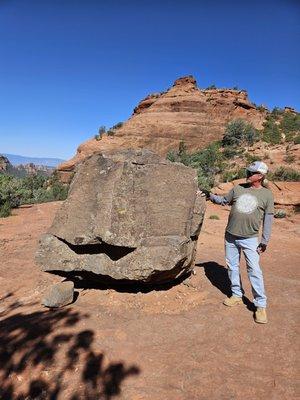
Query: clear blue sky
0,0,299,159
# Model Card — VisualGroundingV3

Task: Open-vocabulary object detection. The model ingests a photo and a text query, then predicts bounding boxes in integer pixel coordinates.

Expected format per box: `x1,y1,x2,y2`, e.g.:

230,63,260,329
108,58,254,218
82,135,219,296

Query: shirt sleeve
224,188,234,205
265,191,274,214
210,188,234,206
261,213,273,244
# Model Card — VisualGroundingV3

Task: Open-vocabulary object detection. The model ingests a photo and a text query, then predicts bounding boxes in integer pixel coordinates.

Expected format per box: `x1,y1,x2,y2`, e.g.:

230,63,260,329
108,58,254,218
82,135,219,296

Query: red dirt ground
0,201,299,400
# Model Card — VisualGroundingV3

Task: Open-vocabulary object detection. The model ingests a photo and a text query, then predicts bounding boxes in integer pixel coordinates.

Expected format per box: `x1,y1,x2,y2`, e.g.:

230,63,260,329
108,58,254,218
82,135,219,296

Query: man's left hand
257,243,267,254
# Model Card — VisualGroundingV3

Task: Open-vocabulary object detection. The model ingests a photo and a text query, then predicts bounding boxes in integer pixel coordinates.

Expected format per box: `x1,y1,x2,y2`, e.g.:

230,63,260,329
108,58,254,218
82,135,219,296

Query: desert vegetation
167,115,300,190
94,122,124,140
0,173,68,218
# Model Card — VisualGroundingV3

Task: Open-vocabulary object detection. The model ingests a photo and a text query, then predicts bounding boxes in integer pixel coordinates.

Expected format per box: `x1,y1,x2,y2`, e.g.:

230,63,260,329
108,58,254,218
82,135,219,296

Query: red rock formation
58,75,267,181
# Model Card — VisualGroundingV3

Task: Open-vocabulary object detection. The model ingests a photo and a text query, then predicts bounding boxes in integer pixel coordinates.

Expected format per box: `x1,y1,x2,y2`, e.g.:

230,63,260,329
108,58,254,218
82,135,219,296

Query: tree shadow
196,261,255,311
0,296,140,399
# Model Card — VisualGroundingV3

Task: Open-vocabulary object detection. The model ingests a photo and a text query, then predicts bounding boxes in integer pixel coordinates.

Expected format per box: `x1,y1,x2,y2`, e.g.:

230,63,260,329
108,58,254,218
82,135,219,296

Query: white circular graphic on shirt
236,194,258,214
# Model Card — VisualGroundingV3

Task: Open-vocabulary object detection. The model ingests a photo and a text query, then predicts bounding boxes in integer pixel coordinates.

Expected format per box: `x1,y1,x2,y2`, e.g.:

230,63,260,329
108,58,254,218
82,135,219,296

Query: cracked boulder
36,149,206,284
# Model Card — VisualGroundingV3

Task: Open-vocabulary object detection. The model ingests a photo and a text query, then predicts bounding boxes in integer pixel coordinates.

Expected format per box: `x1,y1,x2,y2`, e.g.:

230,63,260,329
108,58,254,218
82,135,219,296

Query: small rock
42,281,74,308
182,277,196,288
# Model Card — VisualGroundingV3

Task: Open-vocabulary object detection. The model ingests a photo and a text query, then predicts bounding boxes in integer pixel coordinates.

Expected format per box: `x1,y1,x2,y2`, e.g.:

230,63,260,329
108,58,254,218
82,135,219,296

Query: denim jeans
225,232,267,308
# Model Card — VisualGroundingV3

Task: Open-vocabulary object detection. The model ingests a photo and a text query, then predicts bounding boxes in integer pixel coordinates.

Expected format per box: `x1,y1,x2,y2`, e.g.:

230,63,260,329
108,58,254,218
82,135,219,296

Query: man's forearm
261,213,274,245
209,193,229,206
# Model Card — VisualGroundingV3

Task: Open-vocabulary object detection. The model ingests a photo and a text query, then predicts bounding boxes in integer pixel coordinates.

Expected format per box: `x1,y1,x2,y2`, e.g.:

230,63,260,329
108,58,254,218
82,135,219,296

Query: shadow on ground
0,294,140,400
47,270,191,294
196,261,255,311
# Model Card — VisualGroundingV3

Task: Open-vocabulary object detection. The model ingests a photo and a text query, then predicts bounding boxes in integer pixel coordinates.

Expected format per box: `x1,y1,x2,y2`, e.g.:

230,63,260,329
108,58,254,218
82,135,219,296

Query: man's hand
197,189,210,199
257,243,267,254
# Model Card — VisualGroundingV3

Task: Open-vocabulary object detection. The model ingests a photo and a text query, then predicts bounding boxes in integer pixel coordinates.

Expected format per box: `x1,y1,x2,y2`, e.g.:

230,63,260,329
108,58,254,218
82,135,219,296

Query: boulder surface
36,149,206,284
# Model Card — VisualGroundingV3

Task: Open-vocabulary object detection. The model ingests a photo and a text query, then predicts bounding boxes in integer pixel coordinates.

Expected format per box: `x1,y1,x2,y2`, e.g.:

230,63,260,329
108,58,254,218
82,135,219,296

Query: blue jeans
225,232,267,308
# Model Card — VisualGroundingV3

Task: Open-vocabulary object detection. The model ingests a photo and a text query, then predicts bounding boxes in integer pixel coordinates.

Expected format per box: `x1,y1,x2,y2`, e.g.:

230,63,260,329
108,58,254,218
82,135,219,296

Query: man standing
209,161,274,324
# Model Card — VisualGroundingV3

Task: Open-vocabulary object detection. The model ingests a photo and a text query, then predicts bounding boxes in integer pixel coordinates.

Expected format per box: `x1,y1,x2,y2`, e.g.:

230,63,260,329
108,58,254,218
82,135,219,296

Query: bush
167,140,224,190
283,154,295,164
166,150,177,162
271,107,284,116
222,119,259,147
209,214,220,220
107,130,115,136
111,122,123,130
244,153,262,164
222,147,239,159
221,167,245,182
294,135,300,145
280,113,300,133
262,116,281,144
98,126,106,135
269,167,300,181
0,201,11,218
274,210,287,219
205,84,216,90
0,172,69,217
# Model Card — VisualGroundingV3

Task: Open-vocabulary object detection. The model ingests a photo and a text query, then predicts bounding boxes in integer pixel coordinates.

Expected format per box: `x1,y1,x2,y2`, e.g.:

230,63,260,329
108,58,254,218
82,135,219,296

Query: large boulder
36,149,206,284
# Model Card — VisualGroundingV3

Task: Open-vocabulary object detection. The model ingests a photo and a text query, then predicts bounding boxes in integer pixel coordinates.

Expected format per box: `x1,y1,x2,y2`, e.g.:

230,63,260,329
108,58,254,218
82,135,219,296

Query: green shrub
166,150,177,162
221,167,245,182
283,154,295,164
98,126,106,134
167,140,224,190
0,172,69,217
222,119,259,147
269,167,300,181
245,153,262,164
280,113,300,133
222,147,239,159
0,201,11,218
271,107,284,116
209,214,220,220
274,210,287,219
107,130,115,136
111,122,123,130
294,135,300,145
262,116,281,144
205,84,216,90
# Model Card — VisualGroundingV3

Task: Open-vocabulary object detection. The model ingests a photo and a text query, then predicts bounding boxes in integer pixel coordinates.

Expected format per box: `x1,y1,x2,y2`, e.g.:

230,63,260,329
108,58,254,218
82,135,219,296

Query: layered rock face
58,76,266,182
0,155,12,172
36,149,206,284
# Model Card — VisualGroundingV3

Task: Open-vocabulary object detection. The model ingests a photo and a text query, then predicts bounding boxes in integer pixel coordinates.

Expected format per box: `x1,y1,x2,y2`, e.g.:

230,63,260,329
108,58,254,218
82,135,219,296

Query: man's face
246,170,263,184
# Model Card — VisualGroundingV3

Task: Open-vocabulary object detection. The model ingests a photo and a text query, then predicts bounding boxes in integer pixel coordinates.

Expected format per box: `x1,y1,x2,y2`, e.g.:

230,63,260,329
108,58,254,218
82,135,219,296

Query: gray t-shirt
224,184,274,238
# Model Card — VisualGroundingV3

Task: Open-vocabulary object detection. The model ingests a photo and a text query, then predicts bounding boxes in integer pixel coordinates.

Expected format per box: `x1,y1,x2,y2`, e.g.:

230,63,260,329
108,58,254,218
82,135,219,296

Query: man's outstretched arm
209,193,229,206
209,188,234,206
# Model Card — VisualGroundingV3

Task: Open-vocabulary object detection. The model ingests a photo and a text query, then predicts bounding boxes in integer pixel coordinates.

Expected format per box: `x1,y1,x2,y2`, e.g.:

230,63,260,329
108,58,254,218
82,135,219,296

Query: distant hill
3,153,65,167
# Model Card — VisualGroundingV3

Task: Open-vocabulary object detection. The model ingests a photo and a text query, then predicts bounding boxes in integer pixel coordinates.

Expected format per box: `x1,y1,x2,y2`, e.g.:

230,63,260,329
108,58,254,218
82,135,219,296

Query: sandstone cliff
58,76,266,182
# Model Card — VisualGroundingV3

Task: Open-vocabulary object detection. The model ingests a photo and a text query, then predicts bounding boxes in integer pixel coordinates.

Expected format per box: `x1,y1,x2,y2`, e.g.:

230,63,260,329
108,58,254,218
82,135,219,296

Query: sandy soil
0,201,299,400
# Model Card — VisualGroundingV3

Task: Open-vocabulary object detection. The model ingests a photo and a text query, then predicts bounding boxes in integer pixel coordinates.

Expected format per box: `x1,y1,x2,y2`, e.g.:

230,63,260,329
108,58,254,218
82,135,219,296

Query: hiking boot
255,307,268,324
223,296,243,307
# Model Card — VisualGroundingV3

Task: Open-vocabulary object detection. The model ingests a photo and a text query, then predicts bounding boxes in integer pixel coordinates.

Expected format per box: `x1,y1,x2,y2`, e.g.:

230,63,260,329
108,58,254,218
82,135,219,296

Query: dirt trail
0,201,299,399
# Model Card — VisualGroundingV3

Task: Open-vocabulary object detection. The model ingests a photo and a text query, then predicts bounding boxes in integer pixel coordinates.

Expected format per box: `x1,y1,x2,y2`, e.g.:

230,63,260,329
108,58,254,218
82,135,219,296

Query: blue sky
0,0,299,159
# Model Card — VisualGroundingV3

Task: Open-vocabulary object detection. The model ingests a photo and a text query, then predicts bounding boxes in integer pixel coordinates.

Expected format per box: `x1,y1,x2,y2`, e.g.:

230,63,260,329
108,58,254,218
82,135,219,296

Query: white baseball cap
247,161,268,175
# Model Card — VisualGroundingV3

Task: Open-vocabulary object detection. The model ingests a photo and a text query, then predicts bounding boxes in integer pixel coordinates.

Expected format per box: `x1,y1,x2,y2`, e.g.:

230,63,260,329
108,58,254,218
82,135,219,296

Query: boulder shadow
54,270,191,294
196,261,255,311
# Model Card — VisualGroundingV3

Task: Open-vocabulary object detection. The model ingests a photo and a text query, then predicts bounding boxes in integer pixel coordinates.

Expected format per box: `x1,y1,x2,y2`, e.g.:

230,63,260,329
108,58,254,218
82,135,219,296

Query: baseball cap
247,161,268,175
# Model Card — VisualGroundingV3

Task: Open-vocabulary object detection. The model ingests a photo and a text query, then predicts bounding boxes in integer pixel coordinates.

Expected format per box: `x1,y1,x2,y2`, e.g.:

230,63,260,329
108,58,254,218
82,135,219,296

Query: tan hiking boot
255,307,268,324
223,296,243,307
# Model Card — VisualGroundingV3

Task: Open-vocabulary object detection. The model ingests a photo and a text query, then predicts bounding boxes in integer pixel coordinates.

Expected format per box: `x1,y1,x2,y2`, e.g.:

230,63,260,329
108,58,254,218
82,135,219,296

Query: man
208,161,274,324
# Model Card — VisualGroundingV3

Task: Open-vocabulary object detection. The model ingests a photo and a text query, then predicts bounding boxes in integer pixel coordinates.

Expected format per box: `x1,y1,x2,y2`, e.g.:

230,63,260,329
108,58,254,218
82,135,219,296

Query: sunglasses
246,170,259,177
